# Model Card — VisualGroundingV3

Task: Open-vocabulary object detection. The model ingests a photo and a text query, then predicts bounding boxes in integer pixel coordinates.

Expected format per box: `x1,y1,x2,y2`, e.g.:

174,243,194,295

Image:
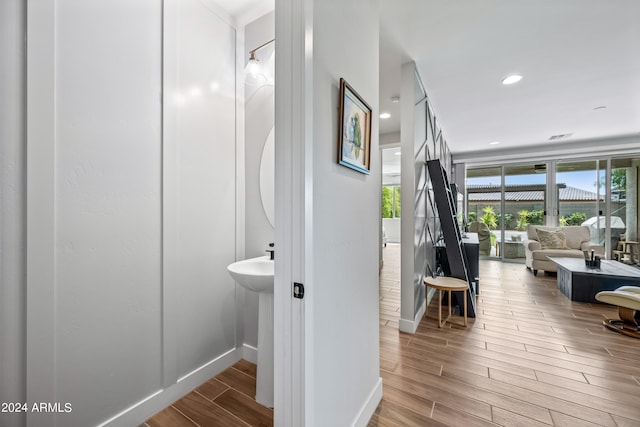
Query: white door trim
274,0,312,425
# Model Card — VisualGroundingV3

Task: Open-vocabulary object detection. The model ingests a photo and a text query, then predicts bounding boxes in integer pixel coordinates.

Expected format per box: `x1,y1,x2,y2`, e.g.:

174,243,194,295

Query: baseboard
242,343,258,364
99,347,242,427
398,298,427,334
352,377,383,427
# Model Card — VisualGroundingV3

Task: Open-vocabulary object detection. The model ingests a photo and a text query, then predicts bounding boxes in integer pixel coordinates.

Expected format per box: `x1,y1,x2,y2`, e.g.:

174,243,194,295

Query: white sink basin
227,256,274,293
227,255,275,407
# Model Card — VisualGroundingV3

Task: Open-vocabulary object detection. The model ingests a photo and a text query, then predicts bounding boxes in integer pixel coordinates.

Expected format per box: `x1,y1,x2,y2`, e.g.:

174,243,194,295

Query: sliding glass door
466,167,501,258
465,156,639,263
502,164,547,261
555,160,605,247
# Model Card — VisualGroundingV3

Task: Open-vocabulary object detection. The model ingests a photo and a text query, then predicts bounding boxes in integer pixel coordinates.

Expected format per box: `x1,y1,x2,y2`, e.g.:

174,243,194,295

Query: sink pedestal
226,256,274,408
256,291,274,407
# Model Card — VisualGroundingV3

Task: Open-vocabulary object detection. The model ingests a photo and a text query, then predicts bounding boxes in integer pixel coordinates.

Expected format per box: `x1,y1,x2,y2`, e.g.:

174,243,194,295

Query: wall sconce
245,38,275,86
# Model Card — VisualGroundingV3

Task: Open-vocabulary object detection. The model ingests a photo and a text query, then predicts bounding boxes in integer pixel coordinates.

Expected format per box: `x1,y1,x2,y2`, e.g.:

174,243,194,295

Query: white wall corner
398,298,426,334
242,343,258,364
351,377,383,427
99,348,242,427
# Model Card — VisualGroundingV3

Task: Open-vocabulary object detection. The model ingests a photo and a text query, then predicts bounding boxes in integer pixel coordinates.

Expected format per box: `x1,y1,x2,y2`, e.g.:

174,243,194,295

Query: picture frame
338,78,372,174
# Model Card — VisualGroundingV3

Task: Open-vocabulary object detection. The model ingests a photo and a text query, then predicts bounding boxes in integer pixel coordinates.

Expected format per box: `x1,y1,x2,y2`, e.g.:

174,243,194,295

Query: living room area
376,2,640,424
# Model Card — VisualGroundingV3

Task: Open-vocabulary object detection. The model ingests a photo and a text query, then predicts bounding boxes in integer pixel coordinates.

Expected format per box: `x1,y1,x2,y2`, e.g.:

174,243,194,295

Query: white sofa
523,225,605,275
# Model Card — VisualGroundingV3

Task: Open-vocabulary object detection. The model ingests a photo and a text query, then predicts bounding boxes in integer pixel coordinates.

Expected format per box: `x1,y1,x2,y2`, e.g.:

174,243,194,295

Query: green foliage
516,210,530,231
381,186,401,218
468,212,477,223
528,210,545,225
500,213,515,229
381,187,392,218
612,169,626,190
481,206,498,230
560,212,587,226
598,168,627,190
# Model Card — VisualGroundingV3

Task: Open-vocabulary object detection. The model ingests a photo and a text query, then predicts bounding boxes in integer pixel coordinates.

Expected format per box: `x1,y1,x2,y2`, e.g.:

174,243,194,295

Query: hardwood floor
146,360,273,427
148,243,640,426
371,243,640,426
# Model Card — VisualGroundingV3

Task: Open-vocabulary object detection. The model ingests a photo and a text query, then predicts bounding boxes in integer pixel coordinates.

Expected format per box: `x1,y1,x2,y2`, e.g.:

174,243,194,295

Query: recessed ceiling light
489,141,501,145
391,96,400,103
501,74,523,85
380,112,391,119
394,151,401,156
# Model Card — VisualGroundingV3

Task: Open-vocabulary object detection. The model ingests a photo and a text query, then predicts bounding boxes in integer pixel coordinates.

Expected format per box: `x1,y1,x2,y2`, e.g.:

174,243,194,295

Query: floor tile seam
445,345,590,382
212,384,268,407
376,382,437,420
381,371,494,414
229,365,258,381
168,404,202,427
533,370,640,409
196,381,230,402
432,400,505,425
203,394,254,427
478,340,640,377
487,370,636,423
489,404,554,427
495,347,640,378
404,369,554,420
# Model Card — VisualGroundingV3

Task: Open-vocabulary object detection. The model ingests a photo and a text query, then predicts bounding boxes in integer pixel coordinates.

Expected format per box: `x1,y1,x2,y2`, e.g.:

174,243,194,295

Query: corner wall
400,62,453,334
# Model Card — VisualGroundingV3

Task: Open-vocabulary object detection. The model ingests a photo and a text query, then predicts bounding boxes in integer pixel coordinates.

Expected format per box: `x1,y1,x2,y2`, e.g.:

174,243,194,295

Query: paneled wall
14,1,241,426
400,62,452,334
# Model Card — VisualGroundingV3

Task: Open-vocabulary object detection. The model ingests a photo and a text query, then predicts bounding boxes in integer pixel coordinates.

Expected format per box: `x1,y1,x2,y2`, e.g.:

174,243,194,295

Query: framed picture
338,78,372,174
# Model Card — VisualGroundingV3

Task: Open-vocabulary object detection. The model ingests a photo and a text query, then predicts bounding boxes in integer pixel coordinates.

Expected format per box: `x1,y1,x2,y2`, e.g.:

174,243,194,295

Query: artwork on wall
338,78,372,174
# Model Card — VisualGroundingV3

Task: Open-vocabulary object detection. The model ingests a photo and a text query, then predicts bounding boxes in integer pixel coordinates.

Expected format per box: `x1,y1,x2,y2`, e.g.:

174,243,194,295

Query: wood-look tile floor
146,359,273,427
148,243,640,426
371,243,640,426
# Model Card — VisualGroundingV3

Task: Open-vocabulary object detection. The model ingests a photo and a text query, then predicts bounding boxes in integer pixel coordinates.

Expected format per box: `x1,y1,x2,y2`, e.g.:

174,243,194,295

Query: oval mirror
259,127,275,228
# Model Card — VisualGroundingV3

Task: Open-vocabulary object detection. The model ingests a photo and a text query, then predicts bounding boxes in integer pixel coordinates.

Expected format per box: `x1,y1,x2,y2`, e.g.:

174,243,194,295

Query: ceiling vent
548,133,573,141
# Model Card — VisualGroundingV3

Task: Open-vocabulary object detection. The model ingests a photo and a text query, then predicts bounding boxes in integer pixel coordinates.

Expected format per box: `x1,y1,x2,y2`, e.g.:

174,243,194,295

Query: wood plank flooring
148,243,640,426
370,243,640,426
146,360,273,427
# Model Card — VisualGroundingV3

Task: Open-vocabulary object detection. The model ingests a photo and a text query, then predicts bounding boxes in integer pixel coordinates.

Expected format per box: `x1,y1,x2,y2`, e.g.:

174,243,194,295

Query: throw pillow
536,229,569,249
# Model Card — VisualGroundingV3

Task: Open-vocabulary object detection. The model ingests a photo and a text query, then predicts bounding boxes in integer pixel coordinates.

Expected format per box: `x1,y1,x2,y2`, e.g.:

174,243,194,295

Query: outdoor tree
481,206,498,230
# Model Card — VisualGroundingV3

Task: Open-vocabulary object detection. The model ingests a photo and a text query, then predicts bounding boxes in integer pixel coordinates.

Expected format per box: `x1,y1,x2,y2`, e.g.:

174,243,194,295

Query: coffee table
549,257,640,302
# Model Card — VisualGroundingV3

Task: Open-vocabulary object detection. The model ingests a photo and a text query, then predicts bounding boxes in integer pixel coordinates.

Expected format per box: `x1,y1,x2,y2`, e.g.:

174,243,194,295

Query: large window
466,156,639,262
382,185,401,218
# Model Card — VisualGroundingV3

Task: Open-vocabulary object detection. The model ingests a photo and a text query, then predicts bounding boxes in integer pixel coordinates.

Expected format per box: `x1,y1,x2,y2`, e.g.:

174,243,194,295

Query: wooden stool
424,276,468,328
618,241,640,264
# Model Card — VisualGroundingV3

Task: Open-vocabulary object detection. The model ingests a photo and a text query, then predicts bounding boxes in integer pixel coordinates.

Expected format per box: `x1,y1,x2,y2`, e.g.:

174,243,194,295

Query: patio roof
467,184,602,202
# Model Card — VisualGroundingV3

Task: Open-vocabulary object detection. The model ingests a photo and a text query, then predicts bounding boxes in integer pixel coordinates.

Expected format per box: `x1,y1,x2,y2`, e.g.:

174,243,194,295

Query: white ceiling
213,0,266,18
379,0,640,155
220,0,640,157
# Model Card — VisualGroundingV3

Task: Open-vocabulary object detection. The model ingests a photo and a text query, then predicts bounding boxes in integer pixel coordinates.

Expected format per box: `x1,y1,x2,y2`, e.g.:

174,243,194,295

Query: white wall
18,1,240,426
0,1,27,427
383,218,401,243
309,0,382,424
243,11,276,351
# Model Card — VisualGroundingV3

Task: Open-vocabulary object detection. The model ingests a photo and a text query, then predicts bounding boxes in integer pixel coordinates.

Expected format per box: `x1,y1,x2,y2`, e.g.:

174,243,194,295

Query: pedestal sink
227,256,274,407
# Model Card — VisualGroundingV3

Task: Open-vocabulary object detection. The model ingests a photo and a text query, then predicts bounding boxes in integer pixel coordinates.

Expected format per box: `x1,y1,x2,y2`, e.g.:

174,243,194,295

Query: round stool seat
424,276,468,291
424,276,468,328
595,285,640,339
596,286,640,310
